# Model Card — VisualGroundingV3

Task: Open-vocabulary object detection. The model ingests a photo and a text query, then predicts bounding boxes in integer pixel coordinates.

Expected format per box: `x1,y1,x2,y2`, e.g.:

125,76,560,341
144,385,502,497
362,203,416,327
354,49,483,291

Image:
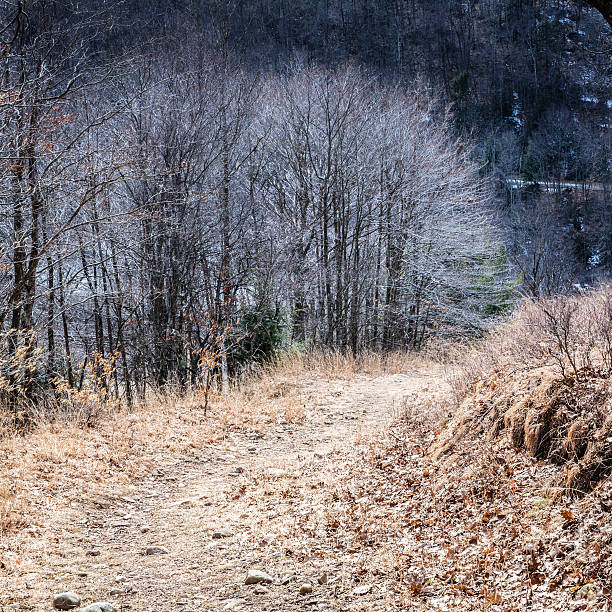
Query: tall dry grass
444,285,612,406
435,285,612,497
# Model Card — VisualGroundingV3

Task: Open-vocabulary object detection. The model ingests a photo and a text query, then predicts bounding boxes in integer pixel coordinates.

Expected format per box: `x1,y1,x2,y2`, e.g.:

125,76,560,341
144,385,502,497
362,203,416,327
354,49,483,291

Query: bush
229,305,285,372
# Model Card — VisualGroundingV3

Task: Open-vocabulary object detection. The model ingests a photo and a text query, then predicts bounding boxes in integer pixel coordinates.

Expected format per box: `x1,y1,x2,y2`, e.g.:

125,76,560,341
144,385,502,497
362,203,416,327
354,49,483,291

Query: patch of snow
588,250,601,268
581,95,599,103
507,92,523,129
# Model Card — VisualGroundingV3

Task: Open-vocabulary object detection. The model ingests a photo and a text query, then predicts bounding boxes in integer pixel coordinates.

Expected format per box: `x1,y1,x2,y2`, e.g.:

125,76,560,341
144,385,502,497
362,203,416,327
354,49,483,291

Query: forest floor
1,357,610,611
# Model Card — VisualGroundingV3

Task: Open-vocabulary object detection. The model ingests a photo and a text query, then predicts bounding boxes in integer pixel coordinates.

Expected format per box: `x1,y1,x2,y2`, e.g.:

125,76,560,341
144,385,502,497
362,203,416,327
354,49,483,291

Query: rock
281,574,293,585
222,599,245,611
245,569,275,585
109,589,123,596
212,529,233,539
53,593,81,610
145,546,168,555
317,572,328,585
352,584,372,596
254,586,269,595
80,604,116,612
85,550,100,557
299,583,313,595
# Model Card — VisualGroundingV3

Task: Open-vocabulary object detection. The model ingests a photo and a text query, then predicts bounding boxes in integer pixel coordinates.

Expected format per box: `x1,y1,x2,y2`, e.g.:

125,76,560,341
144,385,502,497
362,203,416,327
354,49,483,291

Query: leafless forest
0,0,610,408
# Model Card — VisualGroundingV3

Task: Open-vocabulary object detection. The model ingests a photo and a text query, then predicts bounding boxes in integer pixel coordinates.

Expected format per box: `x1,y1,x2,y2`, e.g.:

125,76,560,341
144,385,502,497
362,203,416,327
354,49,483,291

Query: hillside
2,345,612,611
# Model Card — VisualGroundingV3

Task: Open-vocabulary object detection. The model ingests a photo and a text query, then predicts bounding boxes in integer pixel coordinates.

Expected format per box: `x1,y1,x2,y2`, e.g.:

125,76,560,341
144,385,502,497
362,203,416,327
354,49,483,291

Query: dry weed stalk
48,351,120,427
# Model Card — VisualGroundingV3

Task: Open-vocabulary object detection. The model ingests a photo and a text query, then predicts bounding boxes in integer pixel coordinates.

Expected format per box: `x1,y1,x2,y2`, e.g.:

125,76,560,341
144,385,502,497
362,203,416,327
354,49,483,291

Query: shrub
229,305,285,372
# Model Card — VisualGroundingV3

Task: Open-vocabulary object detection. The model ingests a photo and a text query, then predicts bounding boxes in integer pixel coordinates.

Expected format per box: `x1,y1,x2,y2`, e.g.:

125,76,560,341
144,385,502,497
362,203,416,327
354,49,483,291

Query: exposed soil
3,370,441,611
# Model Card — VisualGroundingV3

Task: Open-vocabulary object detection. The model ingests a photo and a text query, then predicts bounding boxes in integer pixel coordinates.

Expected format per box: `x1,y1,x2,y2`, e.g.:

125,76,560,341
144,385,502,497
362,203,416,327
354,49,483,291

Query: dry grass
0,348,419,537
267,348,422,378
445,285,612,403
433,285,612,498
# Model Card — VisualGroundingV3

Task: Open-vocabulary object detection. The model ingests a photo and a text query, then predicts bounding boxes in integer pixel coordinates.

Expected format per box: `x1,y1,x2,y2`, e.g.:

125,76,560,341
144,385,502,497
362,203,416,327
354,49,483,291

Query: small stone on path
145,546,168,555
254,586,269,594
212,529,233,539
85,550,100,557
80,604,116,612
352,584,372,596
245,569,274,585
299,583,313,594
317,572,328,585
53,593,81,610
265,468,286,478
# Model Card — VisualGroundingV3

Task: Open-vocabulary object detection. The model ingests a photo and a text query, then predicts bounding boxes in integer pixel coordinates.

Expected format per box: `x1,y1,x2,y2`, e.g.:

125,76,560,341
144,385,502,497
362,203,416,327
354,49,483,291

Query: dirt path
9,370,439,611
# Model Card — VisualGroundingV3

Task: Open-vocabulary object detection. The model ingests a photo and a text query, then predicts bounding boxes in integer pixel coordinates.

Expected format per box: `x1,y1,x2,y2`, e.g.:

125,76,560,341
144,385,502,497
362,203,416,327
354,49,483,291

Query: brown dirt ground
4,362,611,612
2,367,444,611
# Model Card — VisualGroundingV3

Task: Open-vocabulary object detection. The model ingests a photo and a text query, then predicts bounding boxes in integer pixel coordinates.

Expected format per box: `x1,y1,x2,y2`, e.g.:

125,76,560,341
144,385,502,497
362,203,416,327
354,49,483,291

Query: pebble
245,569,275,585
222,599,245,611
317,572,328,585
254,586,269,594
352,584,372,596
53,592,81,610
145,546,169,555
80,604,116,612
212,529,233,539
85,550,100,557
299,583,313,595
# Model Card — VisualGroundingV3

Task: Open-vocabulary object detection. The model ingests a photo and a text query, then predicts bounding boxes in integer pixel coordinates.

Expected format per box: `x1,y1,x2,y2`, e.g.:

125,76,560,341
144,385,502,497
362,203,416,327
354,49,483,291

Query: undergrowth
437,285,612,498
